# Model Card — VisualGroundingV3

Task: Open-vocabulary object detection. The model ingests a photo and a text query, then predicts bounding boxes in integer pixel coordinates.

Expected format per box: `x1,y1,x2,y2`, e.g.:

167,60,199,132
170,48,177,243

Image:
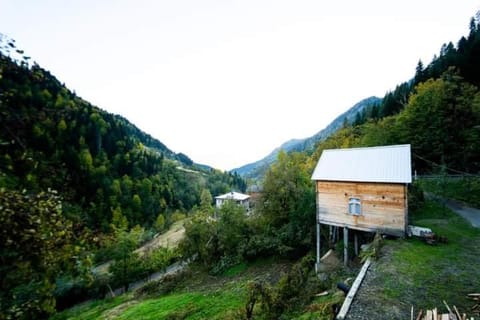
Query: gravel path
425,192,480,228
108,259,190,297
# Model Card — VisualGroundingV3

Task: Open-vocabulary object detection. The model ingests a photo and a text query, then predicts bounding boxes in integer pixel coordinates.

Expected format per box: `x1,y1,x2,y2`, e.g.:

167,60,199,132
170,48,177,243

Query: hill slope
0,35,245,229
232,96,381,180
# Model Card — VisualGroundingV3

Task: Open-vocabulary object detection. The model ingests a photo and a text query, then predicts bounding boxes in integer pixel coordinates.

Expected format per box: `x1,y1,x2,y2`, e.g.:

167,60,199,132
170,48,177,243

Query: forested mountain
233,96,381,180
236,16,480,182
328,16,480,175
0,34,248,318
2,14,480,320
0,34,245,230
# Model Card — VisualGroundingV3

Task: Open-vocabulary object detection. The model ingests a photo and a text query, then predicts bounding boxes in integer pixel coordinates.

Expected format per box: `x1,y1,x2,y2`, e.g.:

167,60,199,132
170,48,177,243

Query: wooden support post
329,226,333,243
315,219,321,273
344,227,349,267
354,232,359,256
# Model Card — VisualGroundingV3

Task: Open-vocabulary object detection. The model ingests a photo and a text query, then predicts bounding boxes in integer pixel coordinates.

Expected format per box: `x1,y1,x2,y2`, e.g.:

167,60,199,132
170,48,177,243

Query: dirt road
425,192,480,228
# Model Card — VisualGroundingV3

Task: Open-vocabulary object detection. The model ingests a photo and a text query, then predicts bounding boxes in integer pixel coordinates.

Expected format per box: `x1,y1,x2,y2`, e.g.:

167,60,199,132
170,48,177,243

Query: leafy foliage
0,189,90,319
259,151,316,255
397,70,480,173
244,254,324,319
0,38,246,232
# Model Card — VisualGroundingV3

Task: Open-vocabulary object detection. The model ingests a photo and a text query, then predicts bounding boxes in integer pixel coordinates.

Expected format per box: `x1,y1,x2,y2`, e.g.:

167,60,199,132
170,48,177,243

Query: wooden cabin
311,144,411,268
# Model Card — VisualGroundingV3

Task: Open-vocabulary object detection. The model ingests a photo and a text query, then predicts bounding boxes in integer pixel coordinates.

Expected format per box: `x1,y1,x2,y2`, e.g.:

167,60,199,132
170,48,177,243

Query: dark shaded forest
0,34,246,319
0,35,245,230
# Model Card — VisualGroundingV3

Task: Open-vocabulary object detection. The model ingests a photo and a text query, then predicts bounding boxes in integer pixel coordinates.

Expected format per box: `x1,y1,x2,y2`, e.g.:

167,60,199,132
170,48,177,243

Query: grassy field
388,200,480,307
418,176,480,208
51,258,288,320
52,199,480,319
51,255,354,320
51,275,248,320
347,200,480,319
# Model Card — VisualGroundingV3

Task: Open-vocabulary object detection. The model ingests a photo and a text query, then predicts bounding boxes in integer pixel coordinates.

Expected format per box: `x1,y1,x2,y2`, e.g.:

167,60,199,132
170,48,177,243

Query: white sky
1,1,479,170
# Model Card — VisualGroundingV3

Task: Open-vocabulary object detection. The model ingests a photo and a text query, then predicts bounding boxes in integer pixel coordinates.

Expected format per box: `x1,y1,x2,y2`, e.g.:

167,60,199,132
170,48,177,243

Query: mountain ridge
232,96,382,179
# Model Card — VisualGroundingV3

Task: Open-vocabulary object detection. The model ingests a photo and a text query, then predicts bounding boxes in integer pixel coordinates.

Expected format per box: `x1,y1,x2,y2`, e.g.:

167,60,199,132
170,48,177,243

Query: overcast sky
1,1,479,170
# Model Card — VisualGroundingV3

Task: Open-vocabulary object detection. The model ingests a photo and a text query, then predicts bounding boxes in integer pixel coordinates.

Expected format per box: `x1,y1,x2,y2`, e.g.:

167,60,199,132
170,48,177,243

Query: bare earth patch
93,220,186,276
136,220,186,255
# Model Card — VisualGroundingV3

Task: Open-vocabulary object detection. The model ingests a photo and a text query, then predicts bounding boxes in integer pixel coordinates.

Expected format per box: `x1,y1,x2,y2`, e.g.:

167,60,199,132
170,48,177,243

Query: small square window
348,197,361,215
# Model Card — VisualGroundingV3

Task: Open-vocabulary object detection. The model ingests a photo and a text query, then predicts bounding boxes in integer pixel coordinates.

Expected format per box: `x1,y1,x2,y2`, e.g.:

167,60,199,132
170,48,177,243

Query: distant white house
215,191,250,211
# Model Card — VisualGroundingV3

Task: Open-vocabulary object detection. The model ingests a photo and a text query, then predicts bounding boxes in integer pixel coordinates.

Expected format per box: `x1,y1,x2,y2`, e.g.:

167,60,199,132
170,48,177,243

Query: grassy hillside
52,194,480,319
51,255,357,320
0,34,246,318
0,34,246,231
348,199,480,319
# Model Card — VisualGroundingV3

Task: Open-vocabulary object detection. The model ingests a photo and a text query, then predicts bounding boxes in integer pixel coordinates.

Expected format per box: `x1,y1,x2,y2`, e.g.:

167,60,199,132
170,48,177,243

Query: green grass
50,294,131,320
51,287,245,320
51,255,347,319
222,262,247,277
51,258,290,320
115,290,245,320
380,200,480,312
54,199,479,319
418,177,480,208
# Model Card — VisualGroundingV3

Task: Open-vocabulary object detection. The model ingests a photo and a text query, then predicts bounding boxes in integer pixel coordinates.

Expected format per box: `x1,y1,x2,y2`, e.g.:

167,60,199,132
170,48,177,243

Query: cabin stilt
343,227,349,266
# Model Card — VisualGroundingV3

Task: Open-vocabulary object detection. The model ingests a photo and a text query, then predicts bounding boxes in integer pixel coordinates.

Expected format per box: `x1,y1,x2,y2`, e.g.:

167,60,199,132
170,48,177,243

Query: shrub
134,269,190,298
171,211,186,223
244,254,324,319
408,182,425,214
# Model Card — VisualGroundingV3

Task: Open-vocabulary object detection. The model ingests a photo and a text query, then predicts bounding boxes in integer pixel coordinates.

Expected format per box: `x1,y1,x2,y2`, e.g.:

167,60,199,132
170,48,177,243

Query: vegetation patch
50,295,131,320
418,177,480,208
347,200,480,319
222,262,248,277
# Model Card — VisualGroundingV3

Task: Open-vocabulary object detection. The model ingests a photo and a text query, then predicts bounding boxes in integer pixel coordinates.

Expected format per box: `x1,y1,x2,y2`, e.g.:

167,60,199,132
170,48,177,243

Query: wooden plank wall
316,181,407,237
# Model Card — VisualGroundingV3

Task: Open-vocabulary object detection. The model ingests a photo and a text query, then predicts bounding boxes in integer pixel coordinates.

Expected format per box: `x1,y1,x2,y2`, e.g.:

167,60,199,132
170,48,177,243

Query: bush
210,255,241,275
142,248,180,275
244,254,324,319
171,211,186,223
135,269,190,298
54,273,112,310
408,182,425,214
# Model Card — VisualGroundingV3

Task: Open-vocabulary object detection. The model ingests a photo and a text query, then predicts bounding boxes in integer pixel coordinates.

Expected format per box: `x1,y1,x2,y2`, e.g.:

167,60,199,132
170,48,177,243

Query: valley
1,10,480,320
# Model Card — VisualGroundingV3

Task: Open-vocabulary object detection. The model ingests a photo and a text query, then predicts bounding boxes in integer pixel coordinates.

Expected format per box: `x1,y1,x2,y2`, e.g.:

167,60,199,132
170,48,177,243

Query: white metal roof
215,191,250,201
311,144,412,183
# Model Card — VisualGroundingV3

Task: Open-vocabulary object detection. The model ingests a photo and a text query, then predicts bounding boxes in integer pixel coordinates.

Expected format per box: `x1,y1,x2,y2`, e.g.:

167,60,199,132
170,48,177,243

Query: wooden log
335,258,371,320
416,309,423,320
426,309,433,319
453,305,461,320
443,300,453,315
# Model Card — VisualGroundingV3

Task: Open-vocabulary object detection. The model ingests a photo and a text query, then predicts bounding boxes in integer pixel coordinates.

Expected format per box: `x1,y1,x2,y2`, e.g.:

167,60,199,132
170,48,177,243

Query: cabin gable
316,180,407,237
